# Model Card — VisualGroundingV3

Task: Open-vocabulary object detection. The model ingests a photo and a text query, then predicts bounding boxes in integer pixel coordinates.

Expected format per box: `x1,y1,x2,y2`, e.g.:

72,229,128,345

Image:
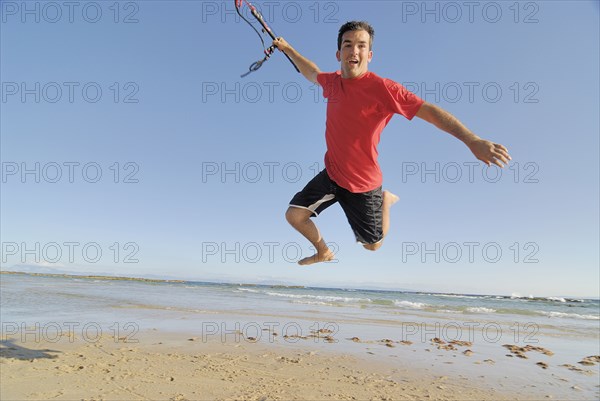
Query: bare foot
298,249,335,266
383,190,399,207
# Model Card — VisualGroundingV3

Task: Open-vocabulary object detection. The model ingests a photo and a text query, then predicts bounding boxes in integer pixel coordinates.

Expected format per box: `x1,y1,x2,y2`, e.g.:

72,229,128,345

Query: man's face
336,29,373,79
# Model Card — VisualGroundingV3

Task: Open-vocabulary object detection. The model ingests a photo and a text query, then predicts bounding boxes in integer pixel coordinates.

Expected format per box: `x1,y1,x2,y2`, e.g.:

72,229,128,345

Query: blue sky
1,0,599,297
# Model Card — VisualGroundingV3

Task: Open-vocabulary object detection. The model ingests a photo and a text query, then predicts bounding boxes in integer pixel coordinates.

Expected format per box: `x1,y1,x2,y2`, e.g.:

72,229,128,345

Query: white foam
465,307,497,313
537,311,600,320
237,287,260,293
436,309,463,314
394,300,429,309
291,300,335,306
265,291,370,303
545,297,567,303
431,293,481,300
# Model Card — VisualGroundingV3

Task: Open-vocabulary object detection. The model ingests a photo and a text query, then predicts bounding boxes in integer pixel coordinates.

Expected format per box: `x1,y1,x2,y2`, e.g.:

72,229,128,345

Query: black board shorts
289,169,384,245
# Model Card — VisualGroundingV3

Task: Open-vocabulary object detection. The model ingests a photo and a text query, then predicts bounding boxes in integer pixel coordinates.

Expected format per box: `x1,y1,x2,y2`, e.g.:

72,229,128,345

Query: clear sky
1,0,599,297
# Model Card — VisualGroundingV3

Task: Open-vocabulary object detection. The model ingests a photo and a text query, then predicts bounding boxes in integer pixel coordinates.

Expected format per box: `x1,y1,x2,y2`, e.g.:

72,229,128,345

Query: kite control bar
235,0,300,77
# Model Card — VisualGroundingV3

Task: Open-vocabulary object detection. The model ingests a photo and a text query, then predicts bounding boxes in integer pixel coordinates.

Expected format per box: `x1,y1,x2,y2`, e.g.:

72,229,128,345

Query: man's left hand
468,139,511,168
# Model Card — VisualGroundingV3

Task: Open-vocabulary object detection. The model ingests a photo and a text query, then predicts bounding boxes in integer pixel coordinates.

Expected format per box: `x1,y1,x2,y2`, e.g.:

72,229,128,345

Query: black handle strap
235,0,300,77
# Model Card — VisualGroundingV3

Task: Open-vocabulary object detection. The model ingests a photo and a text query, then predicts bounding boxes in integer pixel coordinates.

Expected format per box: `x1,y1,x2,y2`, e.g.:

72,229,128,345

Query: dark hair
337,21,375,51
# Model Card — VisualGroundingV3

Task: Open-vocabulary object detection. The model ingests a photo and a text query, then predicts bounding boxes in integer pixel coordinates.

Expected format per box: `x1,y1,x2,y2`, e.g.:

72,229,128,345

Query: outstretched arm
415,101,511,168
272,37,321,84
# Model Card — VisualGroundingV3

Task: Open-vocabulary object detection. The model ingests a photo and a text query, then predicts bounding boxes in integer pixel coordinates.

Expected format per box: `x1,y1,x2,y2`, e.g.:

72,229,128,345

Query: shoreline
2,271,598,400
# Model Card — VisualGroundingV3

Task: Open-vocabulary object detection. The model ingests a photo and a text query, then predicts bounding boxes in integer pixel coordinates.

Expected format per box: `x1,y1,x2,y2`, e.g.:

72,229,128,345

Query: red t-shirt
317,71,424,193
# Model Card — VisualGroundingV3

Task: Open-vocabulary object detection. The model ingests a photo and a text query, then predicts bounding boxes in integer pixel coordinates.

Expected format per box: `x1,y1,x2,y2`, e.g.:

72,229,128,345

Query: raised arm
415,101,511,168
272,37,321,85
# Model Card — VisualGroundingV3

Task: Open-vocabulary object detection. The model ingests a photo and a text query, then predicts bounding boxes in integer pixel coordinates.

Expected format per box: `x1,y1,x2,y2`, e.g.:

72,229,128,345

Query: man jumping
273,21,511,266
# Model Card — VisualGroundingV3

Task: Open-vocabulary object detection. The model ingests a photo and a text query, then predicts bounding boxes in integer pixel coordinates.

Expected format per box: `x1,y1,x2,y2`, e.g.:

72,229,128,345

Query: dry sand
0,330,524,401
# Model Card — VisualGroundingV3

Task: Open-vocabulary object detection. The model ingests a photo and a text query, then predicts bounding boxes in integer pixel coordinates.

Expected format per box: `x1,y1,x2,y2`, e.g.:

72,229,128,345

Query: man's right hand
271,37,321,84
272,37,291,53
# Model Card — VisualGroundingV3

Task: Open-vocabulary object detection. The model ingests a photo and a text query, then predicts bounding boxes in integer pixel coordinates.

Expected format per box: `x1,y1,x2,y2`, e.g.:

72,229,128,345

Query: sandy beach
2,329,530,401
3,326,600,400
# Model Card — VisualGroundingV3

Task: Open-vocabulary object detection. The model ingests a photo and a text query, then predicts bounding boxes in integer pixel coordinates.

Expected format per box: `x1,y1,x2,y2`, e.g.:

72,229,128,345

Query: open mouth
348,60,359,65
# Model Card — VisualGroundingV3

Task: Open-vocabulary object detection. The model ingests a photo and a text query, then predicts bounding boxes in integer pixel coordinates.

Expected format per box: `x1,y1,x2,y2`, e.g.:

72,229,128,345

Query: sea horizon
1,268,599,301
